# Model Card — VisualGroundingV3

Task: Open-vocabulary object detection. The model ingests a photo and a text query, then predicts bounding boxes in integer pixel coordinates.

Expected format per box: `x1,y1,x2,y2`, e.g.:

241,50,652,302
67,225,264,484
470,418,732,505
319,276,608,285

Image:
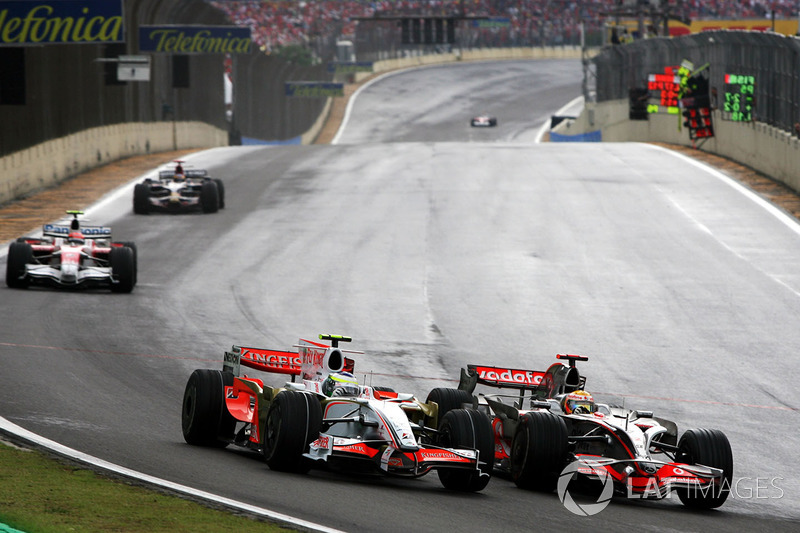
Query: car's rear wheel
510,411,568,491
425,387,473,427
676,428,733,509
6,241,32,288
133,183,150,214
109,246,135,293
263,391,322,473
181,369,236,447
437,408,495,491
213,179,226,209
200,180,219,213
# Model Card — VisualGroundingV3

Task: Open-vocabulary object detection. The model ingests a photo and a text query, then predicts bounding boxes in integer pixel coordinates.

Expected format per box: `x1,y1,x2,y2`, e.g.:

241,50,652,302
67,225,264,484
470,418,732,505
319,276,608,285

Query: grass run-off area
0,439,289,533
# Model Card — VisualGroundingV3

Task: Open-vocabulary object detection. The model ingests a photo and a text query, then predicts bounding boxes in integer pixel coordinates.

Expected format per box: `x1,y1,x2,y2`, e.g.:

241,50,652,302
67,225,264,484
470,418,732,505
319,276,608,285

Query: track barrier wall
561,30,800,196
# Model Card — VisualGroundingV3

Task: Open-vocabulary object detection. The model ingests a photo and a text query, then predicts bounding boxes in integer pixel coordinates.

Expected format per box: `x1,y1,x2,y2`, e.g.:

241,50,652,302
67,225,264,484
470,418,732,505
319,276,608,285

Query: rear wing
158,169,208,179
461,364,546,391
223,345,301,377
42,223,112,240
223,335,359,386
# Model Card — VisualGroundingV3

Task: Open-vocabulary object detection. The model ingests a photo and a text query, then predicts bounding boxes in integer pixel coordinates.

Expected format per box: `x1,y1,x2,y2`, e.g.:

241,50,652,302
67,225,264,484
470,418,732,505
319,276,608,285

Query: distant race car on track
5,210,137,293
133,160,225,214
470,115,497,127
182,334,494,491
445,354,733,509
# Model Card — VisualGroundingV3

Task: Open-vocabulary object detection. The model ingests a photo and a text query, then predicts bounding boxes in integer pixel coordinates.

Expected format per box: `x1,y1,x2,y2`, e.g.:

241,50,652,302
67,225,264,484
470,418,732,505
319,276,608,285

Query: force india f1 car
448,354,733,509
133,161,225,214
5,211,137,293
182,335,494,491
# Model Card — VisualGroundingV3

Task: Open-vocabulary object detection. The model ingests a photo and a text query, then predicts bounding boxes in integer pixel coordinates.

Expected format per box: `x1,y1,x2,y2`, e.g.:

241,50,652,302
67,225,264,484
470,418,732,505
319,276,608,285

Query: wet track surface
2,60,800,532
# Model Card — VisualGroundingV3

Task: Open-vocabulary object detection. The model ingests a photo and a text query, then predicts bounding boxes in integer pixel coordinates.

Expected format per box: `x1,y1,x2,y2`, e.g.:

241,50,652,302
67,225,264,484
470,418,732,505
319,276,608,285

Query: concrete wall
0,122,227,206
558,100,800,195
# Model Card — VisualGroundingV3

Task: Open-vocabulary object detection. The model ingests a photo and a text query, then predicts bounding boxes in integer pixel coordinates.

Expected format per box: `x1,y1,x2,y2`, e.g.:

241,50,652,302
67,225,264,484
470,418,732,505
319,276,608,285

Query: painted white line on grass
0,416,345,533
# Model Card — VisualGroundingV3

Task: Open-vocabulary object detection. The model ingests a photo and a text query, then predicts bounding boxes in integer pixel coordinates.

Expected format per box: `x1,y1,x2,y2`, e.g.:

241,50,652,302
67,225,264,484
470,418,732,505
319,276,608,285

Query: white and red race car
470,115,498,127
5,211,137,292
452,355,733,509
133,161,225,214
182,334,494,491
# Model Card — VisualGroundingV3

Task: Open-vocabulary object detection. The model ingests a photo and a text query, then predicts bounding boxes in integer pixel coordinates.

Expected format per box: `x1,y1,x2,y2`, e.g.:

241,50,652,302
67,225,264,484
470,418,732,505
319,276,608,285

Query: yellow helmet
561,390,594,414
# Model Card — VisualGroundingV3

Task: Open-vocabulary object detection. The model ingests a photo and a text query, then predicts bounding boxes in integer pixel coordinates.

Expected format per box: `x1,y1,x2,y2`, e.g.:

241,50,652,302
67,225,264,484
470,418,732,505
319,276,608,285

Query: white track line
0,416,345,533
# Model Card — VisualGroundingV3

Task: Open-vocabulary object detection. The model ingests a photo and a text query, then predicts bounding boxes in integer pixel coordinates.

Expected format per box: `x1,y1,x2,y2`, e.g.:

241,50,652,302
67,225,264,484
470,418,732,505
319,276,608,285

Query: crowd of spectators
209,1,799,54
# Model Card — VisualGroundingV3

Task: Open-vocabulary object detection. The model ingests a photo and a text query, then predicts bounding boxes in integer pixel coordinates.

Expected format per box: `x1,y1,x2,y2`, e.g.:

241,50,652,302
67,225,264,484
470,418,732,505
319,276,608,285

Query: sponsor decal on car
470,365,545,387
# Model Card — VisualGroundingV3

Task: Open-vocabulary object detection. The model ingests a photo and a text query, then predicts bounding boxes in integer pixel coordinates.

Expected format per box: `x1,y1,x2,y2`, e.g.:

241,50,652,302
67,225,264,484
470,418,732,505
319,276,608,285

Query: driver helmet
322,371,359,397
174,163,185,180
561,390,595,415
66,231,85,245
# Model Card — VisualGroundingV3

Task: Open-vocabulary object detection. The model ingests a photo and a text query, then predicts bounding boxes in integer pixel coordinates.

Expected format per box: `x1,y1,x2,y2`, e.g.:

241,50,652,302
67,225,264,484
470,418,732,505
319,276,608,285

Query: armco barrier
559,99,800,195
0,122,227,207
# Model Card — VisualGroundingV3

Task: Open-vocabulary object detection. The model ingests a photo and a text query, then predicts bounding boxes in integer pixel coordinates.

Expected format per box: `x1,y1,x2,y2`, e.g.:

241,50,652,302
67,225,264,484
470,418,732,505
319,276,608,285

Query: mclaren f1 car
133,161,225,214
5,211,137,293
182,334,494,491
447,354,733,509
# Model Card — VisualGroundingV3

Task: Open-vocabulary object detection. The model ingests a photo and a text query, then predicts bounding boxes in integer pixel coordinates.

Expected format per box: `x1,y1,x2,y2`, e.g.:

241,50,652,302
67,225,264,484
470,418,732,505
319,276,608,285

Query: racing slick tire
109,246,135,293
425,388,473,427
263,391,322,473
213,179,225,209
133,183,151,214
200,180,220,213
182,369,237,447
113,242,138,284
675,428,733,509
510,411,568,491
436,408,495,492
6,241,32,288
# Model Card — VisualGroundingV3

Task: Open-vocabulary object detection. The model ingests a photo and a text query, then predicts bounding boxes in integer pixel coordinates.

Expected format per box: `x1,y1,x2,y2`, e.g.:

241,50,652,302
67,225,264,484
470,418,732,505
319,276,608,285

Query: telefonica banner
139,25,252,54
0,0,124,45
285,82,344,98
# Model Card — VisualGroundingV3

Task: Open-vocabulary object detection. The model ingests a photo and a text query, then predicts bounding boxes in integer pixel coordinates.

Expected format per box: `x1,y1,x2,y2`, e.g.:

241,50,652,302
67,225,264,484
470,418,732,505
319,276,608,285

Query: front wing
23,264,115,288
306,435,488,478
574,455,725,499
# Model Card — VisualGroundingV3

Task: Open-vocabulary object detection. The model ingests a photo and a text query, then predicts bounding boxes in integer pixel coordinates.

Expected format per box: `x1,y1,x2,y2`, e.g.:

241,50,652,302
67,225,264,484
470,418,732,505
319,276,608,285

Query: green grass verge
0,439,290,533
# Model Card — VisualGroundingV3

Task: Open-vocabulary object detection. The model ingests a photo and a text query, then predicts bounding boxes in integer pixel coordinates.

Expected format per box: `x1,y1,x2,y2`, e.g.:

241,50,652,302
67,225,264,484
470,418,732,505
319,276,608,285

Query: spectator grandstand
209,1,798,53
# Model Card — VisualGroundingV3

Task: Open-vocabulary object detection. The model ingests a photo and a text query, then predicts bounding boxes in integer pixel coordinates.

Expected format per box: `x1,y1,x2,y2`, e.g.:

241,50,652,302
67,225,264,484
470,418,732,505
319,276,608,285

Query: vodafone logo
475,366,543,386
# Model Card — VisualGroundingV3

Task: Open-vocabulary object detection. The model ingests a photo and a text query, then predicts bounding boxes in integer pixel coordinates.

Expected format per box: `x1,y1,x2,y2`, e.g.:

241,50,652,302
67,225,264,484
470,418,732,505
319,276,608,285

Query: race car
5,210,137,293
446,354,733,509
182,334,494,491
133,160,225,214
470,115,497,127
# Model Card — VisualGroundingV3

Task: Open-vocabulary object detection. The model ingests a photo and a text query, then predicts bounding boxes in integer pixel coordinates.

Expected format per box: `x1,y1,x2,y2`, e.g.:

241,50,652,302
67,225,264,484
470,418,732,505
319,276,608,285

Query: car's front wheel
109,246,135,293
263,391,322,473
676,428,733,509
437,408,495,492
133,183,150,214
6,241,32,288
200,180,219,213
